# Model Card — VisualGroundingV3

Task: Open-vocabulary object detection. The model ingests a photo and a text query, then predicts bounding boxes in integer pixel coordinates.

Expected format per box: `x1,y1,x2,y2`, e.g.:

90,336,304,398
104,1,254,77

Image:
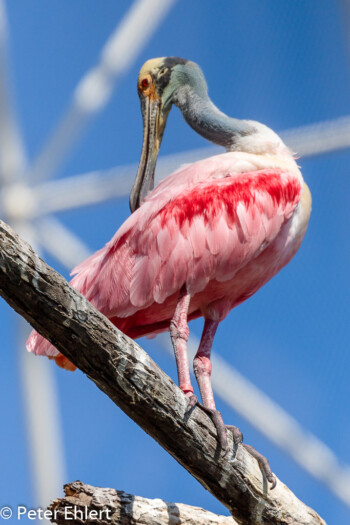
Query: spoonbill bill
27,57,311,486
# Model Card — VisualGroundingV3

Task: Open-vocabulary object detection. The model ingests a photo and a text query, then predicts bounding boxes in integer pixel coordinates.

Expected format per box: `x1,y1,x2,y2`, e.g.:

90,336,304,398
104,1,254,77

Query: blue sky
1,1,350,523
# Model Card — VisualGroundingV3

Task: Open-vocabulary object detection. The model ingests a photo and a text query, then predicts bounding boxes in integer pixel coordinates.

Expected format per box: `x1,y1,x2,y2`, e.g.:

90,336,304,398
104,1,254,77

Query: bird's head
130,56,206,212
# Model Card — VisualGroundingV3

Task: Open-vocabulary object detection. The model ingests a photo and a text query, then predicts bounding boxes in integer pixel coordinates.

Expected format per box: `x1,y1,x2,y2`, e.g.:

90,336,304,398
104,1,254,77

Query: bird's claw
205,408,228,450
243,444,277,489
186,397,276,489
187,394,199,409
226,424,243,445
186,396,228,450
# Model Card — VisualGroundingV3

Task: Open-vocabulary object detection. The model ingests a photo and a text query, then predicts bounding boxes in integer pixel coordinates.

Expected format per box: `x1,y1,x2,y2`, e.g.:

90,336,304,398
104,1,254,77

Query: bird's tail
26,330,76,371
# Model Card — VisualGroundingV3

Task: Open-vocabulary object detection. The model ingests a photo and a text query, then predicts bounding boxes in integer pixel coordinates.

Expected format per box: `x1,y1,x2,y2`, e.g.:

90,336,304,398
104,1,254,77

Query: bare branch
49,480,237,525
0,220,325,525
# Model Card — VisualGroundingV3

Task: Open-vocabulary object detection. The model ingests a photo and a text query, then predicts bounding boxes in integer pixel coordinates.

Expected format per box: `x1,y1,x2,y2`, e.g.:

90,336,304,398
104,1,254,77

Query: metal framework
1,0,350,512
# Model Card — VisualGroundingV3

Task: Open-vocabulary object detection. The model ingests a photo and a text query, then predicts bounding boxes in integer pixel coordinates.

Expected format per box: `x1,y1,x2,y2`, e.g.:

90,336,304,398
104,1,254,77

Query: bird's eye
141,78,149,89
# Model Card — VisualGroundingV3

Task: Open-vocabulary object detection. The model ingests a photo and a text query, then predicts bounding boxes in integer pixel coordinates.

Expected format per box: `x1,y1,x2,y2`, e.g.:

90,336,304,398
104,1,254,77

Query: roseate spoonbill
27,57,311,486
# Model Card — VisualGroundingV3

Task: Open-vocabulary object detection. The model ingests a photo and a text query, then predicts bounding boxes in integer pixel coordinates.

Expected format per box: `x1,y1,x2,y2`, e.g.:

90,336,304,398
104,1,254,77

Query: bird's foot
187,396,276,489
242,444,276,489
187,395,228,450
187,393,198,409
226,424,243,445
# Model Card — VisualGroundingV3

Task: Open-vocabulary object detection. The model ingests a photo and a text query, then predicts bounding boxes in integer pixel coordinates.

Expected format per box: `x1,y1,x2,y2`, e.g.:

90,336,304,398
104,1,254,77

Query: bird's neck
173,85,255,151
173,85,288,157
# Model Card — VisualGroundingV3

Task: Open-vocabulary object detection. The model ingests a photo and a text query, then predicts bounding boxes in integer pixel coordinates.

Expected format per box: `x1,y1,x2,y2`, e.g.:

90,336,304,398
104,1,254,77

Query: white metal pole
29,0,178,183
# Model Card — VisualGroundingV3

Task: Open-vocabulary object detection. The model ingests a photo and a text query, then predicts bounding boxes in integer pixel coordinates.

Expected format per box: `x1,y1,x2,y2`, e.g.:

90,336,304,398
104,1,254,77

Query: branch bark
0,220,325,525
49,480,237,524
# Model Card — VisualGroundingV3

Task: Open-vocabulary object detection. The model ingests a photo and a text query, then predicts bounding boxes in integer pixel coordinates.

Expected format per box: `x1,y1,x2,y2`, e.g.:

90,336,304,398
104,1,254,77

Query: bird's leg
192,319,239,450
193,319,218,409
193,319,276,487
169,287,194,399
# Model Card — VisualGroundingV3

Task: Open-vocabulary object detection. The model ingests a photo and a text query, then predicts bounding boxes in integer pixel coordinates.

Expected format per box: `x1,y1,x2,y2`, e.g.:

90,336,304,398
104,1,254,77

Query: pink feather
26,152,304,369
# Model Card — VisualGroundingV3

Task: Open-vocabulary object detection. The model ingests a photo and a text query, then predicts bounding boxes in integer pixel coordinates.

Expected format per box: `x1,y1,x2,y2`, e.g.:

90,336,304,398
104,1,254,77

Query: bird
27,56,311,486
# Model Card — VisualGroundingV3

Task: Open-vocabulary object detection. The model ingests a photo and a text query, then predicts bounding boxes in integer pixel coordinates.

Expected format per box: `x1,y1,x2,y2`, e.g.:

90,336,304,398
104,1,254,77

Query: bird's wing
69,164,302,318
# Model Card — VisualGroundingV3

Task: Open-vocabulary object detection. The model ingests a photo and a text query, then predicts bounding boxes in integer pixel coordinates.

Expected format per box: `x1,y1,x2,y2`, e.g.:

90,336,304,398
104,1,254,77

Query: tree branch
49,480,237,524
0,220,325,525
